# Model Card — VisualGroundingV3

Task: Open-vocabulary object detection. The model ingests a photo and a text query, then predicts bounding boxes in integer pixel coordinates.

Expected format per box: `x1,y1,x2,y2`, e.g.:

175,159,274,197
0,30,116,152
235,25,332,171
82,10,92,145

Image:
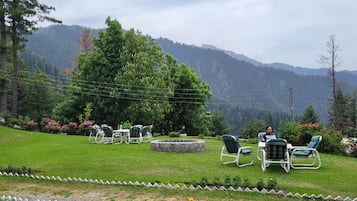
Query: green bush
168,131,180,137
0,165,36,175
122,120,132,129
344,126,357,137
266,177,277,190
3,112,18,127
279,121,300,143
223,175,232,187
317,129,345,154
256,178,265,191
232,176,241,188
212,177,221,187
243,178,250,188
279,121,346,154
199,177,208,186
245,137,258,144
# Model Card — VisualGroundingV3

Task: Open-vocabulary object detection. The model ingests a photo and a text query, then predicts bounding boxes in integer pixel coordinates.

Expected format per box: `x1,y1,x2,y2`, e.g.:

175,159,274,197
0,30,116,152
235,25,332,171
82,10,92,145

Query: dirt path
0,181,188,201
1,181,236,201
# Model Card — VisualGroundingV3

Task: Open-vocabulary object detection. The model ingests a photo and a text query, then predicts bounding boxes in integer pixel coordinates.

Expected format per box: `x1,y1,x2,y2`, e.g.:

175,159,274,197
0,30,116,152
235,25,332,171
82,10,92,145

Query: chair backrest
258,132,265,142
130,126,141,137
142,125,153,137
101,125,113,137
89,126,98,136
304,135,322,155
222,135,241,154
265,138,287,159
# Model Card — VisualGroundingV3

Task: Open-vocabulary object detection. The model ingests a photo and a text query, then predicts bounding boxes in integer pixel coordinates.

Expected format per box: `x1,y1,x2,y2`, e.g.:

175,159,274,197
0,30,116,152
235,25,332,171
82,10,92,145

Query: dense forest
22,25,357,134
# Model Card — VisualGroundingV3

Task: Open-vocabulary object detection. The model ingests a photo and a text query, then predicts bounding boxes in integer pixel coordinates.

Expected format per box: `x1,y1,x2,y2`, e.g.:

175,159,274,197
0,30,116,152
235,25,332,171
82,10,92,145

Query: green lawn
0,125,356,200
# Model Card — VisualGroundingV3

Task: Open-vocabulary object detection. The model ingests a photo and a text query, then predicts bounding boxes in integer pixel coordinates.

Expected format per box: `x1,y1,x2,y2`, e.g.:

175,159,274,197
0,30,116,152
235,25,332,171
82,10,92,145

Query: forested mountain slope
24,25,357,123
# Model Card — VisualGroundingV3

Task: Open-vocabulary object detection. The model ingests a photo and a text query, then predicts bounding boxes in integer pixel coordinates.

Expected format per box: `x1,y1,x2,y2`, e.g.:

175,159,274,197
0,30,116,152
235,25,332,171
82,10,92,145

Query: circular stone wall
150,139,206,153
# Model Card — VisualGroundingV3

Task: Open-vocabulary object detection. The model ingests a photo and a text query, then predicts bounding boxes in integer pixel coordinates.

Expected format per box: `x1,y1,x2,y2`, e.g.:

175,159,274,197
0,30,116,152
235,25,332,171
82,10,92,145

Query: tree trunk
0,6,7,114
11,25,18,118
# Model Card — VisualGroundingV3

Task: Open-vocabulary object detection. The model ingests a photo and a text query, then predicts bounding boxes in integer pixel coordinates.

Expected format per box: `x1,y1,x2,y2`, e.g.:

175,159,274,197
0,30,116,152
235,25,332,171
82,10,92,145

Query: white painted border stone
0,171,356,201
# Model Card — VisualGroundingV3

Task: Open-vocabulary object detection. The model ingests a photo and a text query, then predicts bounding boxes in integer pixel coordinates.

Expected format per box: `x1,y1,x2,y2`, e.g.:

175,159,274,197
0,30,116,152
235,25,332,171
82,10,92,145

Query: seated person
263,126,276,142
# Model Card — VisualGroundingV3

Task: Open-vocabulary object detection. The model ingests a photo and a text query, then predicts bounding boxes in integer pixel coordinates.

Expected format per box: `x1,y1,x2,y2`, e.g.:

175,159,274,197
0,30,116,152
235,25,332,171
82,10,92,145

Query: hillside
24,25,357,123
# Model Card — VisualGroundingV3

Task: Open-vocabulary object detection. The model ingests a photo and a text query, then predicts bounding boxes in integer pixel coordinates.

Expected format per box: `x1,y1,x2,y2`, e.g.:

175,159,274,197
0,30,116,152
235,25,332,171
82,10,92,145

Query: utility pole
289,87,294,121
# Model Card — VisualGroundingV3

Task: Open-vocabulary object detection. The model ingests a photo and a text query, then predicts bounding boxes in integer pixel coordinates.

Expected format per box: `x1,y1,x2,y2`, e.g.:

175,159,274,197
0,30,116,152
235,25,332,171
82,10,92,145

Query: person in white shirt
263,126,276,141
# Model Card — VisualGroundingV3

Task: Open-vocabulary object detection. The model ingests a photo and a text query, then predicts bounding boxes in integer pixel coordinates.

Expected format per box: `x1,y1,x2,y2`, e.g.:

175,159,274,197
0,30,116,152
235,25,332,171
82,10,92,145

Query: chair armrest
241,146,253,150
292,147,317,151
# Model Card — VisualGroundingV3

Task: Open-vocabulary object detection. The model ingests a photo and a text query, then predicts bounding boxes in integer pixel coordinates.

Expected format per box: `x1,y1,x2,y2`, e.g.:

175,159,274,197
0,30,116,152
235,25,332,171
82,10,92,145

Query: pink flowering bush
41,117,62,134
78,120,93,135
24,120,38,131
62,122,78,135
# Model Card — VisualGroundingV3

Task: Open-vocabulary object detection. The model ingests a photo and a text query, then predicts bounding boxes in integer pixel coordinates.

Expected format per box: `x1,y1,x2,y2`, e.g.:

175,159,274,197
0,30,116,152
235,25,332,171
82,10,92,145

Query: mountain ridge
24,25,357,124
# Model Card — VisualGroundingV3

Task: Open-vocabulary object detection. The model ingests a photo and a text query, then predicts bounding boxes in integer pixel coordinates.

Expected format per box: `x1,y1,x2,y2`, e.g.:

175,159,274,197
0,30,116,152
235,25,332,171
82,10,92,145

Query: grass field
0,125,356,200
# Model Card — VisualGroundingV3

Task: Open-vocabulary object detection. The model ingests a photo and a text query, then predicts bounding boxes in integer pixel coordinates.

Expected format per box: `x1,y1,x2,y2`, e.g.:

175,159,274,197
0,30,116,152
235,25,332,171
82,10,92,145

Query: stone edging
0,172,356,201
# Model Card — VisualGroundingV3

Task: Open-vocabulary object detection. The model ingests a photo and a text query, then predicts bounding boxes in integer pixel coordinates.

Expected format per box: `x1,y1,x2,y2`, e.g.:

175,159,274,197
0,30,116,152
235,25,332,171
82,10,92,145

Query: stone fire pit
150,139,206,153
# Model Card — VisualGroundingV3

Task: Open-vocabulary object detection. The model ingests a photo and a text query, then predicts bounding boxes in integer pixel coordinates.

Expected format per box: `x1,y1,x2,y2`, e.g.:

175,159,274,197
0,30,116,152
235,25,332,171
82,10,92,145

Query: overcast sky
40,0,356,71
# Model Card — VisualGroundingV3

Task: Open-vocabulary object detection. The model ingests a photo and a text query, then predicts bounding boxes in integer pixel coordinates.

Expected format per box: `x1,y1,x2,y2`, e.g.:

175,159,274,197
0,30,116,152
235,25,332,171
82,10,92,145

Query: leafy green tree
114,28,172,126
70,17,172,127
164,60,211,135
57,17,212,135
279,121,300,144
301,105,320,123
208,110,231,137
52,99,80,124
240,119,266,138
71,18,125,125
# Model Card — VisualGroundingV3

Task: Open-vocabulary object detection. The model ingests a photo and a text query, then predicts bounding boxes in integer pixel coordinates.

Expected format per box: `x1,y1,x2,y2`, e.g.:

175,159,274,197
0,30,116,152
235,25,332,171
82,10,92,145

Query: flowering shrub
280,121,324,145
280,121,345,154
78,120,93,135
41,117,62,134
344,126,357,137
295,122,324,145
62,122,78,135
24,120,38,131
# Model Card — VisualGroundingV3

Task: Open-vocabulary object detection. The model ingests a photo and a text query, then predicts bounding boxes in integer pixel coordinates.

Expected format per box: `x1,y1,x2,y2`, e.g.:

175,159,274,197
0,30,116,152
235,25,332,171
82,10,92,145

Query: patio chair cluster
88,124,153,144
220,134,322,173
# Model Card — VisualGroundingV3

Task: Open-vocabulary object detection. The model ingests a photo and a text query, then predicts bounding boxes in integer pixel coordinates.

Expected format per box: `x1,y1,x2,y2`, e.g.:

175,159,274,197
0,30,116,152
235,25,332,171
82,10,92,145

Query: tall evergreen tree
6,0,60,117
18,70,58,123
332,88,350,130
301,105,320,124
0,1,8,114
